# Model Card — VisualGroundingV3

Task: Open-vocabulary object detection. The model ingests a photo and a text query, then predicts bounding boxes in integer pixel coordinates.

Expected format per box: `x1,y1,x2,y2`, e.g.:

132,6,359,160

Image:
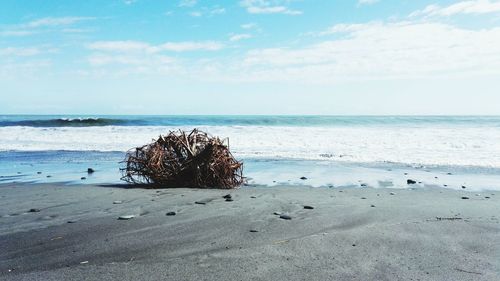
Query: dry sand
0,183,499,281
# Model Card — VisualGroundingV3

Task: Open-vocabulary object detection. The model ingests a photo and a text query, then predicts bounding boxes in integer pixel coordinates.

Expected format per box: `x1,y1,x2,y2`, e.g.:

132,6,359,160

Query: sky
1,0,500,115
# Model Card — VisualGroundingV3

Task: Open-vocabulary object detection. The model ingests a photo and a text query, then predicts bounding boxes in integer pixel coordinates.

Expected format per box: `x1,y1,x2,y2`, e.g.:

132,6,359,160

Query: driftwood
121,129,244,189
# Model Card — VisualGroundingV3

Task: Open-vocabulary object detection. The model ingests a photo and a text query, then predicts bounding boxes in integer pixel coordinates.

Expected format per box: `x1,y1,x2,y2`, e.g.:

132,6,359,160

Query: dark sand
1,183,499,280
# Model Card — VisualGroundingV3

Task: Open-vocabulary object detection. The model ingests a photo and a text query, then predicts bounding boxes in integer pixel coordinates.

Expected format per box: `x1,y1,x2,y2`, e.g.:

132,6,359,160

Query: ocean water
1,115,500,190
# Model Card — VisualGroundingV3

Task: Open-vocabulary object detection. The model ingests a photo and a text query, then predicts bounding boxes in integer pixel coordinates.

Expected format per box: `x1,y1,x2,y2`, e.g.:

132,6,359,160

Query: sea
1,115,500,191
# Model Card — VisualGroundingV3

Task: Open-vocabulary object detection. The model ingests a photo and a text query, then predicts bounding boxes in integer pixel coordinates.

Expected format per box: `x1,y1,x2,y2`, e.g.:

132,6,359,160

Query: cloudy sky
1,0,500,115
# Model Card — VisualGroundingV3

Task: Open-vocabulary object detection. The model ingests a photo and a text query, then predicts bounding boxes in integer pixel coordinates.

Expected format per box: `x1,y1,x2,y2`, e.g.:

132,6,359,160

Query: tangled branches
121,129,244,189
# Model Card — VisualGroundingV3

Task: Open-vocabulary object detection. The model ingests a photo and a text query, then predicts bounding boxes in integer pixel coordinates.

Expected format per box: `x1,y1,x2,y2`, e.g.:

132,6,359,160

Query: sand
0,183,499,281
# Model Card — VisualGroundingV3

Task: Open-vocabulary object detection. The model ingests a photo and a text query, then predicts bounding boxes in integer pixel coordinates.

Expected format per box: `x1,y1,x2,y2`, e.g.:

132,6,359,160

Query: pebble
223,194,232,199
37,172,42,174
250,196,256,198
360,183,367,187
279,214,292,220
166,212,176,216
461,197,469,200
113,201,123,204
195,201,206,205
462,186,466,189
485,196,490,199
81,177,86,180
29,208,40,212
87,168,95,174
225,198,234,202
249,229,259,233
300,177,307,180
407,179,417,184
304,205,314,209
118,215,135,220
370,205,376,207
67,220,77,223
46,175,52,178
390,192,395,195
361,197,367,200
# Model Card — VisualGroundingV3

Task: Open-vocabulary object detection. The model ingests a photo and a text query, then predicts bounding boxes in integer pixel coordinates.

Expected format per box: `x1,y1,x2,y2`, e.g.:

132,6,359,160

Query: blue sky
1,0,500,115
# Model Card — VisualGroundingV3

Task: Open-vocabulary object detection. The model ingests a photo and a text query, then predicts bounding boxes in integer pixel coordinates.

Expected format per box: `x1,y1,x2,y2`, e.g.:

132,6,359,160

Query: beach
1,182,499,281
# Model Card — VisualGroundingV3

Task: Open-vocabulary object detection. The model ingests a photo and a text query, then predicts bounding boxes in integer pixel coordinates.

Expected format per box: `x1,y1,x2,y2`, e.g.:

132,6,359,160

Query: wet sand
0,183,499,280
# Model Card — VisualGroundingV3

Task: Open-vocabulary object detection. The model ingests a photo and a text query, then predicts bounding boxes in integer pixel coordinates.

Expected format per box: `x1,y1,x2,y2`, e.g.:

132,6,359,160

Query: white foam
1,125,500,168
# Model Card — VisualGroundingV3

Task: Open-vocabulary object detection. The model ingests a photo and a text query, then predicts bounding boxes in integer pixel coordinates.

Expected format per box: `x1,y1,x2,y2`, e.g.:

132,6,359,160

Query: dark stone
485,196,490,199
447,172,453,175
462,186,466,189
194,201,206,205
279,214,292,220
370,205,376,207
166,212,176,216
360,183,367,187
81,177,86,180
352,244,356,247
250,196,256,199
461,196,469,200
46,175,51,178
225,198,234,202
303,205,314,209
249,229,259,233
223,194,232,199
29,208,40,213
87,168,95,174
37,172,42,174
300,177,307,180
443,184,448,187
407,179,417,184
361,197,367,200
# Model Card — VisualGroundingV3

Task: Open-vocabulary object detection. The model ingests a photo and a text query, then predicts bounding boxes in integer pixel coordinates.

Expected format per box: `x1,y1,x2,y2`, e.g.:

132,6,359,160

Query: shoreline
1,183,499,280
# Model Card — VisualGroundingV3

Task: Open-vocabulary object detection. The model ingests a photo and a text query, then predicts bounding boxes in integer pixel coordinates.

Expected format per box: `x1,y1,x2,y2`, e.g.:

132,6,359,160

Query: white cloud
410,0,500,17
230,34,252,41
358,0,379,6
240,0,302,15
234,21,500,83
0,30,34,37
26,17,94,28
0,47,41,57
241,23,257,29
179,0,197,7
87,40,224,53
190,11,202,17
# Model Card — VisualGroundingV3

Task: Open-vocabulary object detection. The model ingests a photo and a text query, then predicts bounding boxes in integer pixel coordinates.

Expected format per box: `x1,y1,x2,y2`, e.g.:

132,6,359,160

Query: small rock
390,192,395,195
195,201,206,205
273,212,282,216
250,196,256,199
434,176,438,179
46,175,52,178
447,172,453,175
370,205,376,207
225,198,234,202
223,194,232,199
485,196,490,199
443,184,448,187
360,183,367,187
249,229,259,233
279,214,292,220
300,177,307,180
67,220,77,223
303,205,314,209
461,197,469,200
29,208,40,213
113,201,123,204
80,177,86,180
166,212,176,216
87,168,95,174
361,197,367,200
37,172,42,174
118,215,135,220
352,244,356,247
407,179,417,185
462,186,466,189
